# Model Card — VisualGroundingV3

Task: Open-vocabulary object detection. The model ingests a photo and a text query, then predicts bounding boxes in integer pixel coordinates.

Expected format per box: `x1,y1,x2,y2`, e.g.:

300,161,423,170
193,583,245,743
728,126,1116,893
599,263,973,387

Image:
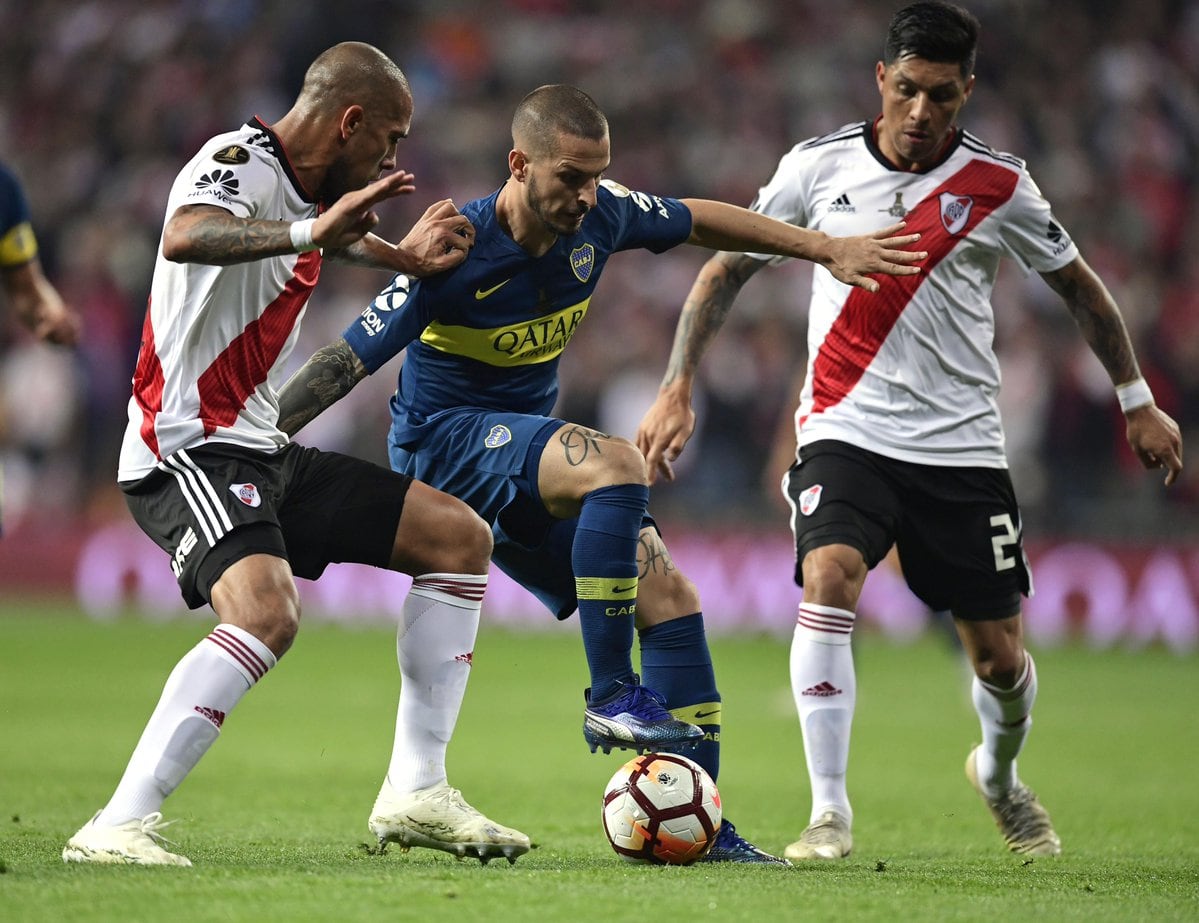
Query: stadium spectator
634,0,1183,863
62,42,530,868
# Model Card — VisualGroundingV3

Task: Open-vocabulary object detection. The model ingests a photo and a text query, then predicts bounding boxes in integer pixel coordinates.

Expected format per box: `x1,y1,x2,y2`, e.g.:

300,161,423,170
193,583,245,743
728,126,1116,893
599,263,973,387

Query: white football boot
966,746,1061,857
63,811,192,866
784,810,853,861
369,779,530,865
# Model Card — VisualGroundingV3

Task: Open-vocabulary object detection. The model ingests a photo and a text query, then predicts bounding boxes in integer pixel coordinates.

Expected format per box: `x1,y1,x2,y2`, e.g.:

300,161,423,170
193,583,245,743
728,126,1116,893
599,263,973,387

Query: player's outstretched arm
163,173,471,271
636,251,764,484
1042,256,1183,485
680,198,926,293
276,337,369,438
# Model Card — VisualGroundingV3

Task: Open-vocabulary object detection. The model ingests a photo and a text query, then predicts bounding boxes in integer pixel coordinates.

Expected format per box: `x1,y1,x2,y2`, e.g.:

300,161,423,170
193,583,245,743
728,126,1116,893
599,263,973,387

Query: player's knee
802,549,865,602
420,499,494,575
973,647,1025,688
636,570,700,624
591,437,648,490
446,505,494,574
214,573,301,657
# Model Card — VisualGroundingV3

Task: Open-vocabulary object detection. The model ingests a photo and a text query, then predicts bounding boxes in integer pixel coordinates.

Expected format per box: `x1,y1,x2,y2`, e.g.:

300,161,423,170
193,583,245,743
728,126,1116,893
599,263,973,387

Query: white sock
971,652,1037,798
791,603,856,825
96,624,276,826
385,573,486,794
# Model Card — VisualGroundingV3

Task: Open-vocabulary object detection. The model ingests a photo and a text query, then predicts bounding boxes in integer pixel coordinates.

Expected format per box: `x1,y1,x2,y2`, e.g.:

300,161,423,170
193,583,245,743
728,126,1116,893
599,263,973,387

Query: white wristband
1115,377,1154,413
288,218,318,252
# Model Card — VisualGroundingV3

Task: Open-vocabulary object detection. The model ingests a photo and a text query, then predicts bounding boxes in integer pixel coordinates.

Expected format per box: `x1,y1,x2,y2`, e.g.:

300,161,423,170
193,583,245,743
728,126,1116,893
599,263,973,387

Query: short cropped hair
511,85,608,157
884,1,980,78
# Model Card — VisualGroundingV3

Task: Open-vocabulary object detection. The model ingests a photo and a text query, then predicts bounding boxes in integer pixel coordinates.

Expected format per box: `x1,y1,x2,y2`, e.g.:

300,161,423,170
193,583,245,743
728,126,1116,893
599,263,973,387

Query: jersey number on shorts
989,514,1018,572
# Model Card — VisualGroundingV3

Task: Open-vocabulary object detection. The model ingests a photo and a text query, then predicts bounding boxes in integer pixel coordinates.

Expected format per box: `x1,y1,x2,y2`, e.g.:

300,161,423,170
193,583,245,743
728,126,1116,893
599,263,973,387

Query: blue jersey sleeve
341,274,432,375
0,163,33,234
597,180,692,254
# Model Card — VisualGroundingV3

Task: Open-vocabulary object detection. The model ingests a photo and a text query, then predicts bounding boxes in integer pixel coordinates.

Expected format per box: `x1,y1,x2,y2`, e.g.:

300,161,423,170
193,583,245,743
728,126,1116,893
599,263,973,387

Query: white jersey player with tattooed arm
637,1,1181,863
65,42,531,868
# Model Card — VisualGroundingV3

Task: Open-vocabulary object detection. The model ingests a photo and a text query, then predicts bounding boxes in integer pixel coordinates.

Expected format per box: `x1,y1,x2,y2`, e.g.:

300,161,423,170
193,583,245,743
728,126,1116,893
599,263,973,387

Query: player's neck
269,112,327,201
496,181,557,257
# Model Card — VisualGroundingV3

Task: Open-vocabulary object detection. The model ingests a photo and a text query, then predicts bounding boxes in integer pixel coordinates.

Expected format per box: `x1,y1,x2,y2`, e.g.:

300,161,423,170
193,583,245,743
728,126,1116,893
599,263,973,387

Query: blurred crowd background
2,0,1198,543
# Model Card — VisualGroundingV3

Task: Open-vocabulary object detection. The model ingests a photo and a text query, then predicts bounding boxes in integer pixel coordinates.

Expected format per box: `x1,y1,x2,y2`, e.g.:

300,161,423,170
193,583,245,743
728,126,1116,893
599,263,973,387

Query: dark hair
884,1,980,78
511,84,608,156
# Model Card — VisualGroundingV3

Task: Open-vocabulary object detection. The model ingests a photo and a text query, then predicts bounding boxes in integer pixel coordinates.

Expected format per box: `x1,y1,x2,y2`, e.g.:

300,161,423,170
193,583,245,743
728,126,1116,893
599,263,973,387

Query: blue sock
574,483,649,702
639,612,721,781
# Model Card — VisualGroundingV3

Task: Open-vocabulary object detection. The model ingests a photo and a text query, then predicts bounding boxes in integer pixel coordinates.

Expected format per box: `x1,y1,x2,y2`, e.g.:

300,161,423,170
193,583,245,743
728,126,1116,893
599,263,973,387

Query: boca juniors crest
484,425,512,448
570,244,595,283
939,192,974,235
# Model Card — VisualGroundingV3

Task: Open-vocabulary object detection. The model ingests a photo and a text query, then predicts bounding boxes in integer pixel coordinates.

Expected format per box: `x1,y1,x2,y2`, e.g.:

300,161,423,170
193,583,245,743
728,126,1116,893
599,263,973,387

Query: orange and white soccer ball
601,752,722,864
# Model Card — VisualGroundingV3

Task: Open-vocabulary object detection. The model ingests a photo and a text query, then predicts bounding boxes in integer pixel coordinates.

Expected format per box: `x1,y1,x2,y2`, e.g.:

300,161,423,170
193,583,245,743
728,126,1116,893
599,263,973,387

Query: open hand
635,385,697,485
824,222,926,293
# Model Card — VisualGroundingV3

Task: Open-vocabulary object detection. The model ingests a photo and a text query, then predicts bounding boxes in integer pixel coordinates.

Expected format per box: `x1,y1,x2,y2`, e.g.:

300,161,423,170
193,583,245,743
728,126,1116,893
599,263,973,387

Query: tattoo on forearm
186,212,295,265
277,340,365,436
663,256,757,386
559,425,607,467
1058,275,1140,382
637,532,676,579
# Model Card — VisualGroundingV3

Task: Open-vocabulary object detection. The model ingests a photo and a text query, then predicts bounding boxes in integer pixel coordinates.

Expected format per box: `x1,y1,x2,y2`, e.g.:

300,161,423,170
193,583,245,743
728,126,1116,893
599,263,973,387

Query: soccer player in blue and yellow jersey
0,161,79,344
278,84,924,862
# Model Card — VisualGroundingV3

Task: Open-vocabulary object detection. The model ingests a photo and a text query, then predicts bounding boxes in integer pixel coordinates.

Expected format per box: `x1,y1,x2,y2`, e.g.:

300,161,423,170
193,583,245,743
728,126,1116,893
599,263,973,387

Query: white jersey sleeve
744,141,813,264
994,171,1078,273
171,140,282,221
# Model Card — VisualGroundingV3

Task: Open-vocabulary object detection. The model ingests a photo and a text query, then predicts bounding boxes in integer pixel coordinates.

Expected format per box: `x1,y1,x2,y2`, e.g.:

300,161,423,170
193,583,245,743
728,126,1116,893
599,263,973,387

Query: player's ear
509,149,528,181
339,105,365,142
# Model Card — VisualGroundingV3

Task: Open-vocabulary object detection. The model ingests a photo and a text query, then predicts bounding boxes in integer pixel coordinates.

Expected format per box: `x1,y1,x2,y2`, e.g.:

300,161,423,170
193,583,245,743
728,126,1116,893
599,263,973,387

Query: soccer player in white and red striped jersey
63,42,530,867
637,1,1182,862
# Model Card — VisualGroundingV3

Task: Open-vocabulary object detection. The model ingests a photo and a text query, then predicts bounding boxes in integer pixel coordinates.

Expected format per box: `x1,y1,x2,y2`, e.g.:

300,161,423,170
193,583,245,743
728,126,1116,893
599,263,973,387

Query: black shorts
782,440,1030,620
121,442,411,609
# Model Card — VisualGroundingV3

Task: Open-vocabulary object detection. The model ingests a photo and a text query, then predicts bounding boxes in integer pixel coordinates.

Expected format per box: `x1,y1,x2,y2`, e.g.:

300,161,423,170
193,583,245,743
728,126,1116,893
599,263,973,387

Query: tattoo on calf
638,532,676,578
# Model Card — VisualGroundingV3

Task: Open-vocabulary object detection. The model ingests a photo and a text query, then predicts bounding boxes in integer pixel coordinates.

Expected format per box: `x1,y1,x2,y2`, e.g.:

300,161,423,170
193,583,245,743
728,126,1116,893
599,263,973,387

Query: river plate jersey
343,181,692,444
748,120,1078,468
118,119,321,482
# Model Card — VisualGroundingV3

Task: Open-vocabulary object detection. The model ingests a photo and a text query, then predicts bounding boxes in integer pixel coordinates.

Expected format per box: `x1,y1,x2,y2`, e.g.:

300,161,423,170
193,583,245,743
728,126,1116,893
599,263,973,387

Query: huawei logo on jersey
799,484,823,516
1047,218,1071,256
939,192,974,234
191,169,240,202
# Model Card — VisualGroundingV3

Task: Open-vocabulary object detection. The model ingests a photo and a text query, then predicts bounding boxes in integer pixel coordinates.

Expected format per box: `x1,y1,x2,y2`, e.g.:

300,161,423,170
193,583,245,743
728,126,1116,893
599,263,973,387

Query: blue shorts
389,408,653,620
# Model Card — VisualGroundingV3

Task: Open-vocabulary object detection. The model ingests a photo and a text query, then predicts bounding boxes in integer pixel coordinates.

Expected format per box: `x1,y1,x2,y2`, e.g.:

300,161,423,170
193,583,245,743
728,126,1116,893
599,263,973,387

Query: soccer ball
601,752,722,864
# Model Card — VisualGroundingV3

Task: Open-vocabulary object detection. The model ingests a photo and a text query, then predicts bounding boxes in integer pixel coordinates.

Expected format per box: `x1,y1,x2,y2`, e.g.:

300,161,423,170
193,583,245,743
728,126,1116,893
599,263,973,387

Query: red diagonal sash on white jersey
197,250,321,436
131,249,321,457
803,159,1019,424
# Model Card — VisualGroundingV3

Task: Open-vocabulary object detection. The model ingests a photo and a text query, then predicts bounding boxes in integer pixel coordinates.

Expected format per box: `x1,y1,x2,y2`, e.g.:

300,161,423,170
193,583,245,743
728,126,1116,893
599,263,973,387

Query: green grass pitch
1,600,1196,921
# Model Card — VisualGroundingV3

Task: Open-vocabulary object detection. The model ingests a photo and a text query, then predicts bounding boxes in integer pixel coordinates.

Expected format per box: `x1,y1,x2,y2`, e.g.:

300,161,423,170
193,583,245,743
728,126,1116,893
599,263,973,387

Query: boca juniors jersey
0,162,38,269
118,119,321,482
747,120,1078,468
343,180,692,444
